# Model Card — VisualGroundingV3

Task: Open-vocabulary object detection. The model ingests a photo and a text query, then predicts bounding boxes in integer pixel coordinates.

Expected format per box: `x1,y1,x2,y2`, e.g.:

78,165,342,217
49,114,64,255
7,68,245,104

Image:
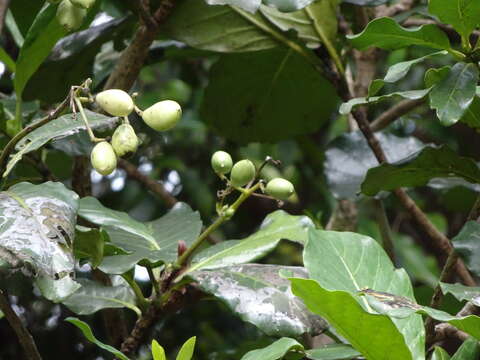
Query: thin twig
370,98,425,132
0,290,42,360
375,0,415,18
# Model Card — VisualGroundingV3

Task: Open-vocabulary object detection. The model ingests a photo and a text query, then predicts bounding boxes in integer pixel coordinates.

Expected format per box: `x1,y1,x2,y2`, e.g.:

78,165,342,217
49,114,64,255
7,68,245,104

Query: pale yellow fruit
142,100,182,131
56,0,86,31
90,141,117,176
111,124,139,157
211,151,233,175
95,89,134,117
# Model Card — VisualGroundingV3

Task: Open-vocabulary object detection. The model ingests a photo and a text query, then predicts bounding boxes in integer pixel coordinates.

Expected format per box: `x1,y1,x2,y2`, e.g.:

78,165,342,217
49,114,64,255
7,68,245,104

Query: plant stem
121,274,149,312
0,97,70,187
147,266,161,295
176,182,262,267
0,290,42,360
74,97,104,142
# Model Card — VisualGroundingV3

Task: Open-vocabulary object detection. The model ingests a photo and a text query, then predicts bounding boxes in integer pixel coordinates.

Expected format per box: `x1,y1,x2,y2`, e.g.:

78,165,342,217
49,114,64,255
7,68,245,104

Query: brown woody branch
0,290,42,360
370,98,425,132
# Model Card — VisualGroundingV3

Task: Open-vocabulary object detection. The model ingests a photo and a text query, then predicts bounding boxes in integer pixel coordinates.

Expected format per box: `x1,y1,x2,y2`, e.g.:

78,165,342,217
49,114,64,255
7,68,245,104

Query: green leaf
14,4,68,99
429,63,479,126
152,340,167,360
190,264,327,337
73,227,106,268
260,0,339,49
79,199,202,273
176,336,196,360
369,51,447,96
451,337,480,360
240,337,304,360
66,317,130,360
342,0,388,4
3,110,119,178
460,95,480,129
360,291,480,341
205,0,261,13
361,145,480,196
305,344,361,360
163,0,278,52
263,0,317,12
185,210,313,275
302,229,425,359
432,347,451,360
348,17,451,50
429,0,480,40
339,88,430,115
440,282,480,306
290,279,416,360
452,221,480,278
0,47,15,73
424,66,450,88
62,278,139,316
201,49,338,143
0,182,80,301
324,131,424,199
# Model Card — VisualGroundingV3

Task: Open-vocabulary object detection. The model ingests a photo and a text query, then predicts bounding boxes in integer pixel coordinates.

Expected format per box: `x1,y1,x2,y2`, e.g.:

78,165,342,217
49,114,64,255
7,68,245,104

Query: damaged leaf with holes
0,181,80,301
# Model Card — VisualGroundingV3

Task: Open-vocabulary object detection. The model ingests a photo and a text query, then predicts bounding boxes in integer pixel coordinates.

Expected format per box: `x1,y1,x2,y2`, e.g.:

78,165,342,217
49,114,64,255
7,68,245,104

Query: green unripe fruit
211,151,233,175
90,141,117,176
142,100,182,131
56,0,86,31
230,160,256,187
95,89,134,117
70,0,96,8
111,124,139,157
265,178,295,201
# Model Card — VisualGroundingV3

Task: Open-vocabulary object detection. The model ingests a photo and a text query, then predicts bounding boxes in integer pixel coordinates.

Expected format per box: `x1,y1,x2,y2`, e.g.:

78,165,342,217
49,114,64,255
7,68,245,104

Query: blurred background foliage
1,0,479,358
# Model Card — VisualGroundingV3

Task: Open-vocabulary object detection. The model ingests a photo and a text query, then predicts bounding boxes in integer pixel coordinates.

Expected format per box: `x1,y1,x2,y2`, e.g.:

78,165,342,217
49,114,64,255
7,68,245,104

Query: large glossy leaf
163,0,278,52
263,0,317,12
23,17,133,104
360,291,480,340
66,317,130,360
300,229,425,359
185,211,313,274
290,278,416,360
451,221,480,278
339,88,430,115
0,182,80,301
240,337,303,360
305,344,361,360
361,145,480,196
460,96,480,129
429,0,480,40
429,63,479,126
260,0,339,49
368,51,447,96
190,264,327,337
201,49,338,143
78,198,202,274
152,340,166,360
205,0,261,13
348,17,451,50
451,337,480,360
14,4,67,99
62,278,138,315
440,283,480,306
73,227,106,269
324,131,424,199
3,110,119,178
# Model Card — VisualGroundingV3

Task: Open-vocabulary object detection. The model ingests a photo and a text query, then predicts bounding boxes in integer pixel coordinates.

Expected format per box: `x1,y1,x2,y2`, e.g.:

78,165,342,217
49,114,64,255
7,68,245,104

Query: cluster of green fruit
47,0,94,31
211,151,295,201
90,89,182,176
